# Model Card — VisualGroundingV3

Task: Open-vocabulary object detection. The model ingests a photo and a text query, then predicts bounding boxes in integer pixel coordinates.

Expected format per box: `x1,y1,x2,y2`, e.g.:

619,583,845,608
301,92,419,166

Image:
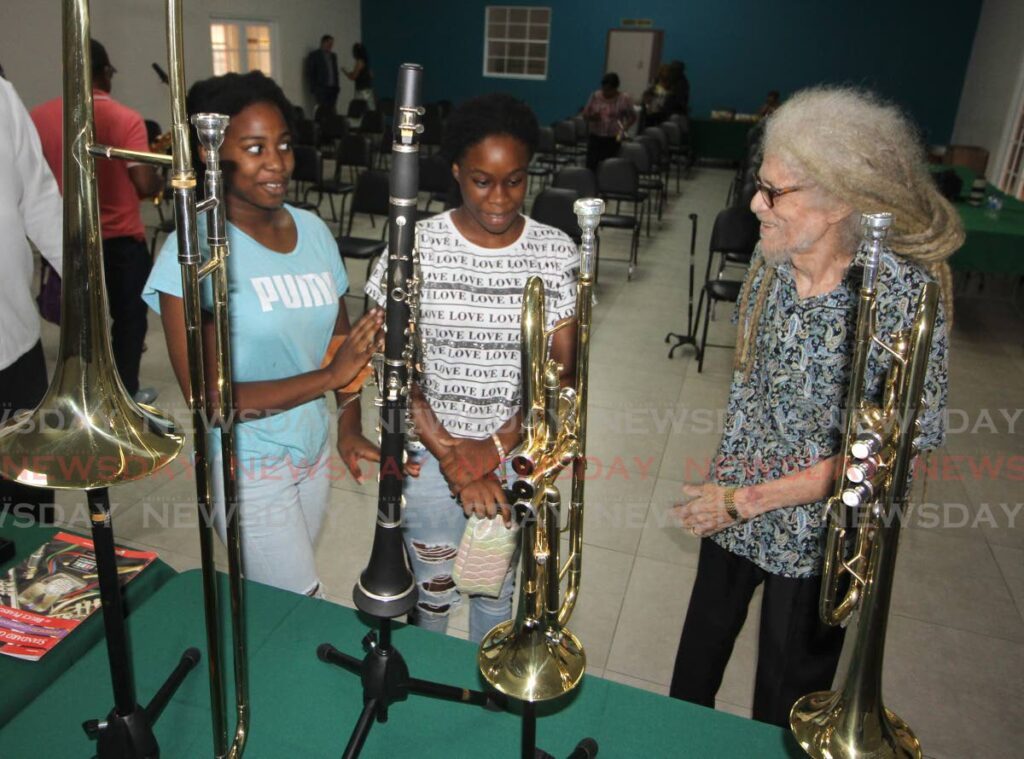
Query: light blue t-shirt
143,205,348,467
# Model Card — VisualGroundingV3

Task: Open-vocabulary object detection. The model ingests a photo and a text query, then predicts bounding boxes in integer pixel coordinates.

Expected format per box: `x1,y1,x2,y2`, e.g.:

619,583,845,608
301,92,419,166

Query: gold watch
724,488,746,524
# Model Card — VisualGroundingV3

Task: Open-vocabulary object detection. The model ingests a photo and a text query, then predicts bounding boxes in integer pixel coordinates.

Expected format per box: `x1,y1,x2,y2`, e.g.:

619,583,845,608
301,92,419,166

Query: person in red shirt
31,39,163,403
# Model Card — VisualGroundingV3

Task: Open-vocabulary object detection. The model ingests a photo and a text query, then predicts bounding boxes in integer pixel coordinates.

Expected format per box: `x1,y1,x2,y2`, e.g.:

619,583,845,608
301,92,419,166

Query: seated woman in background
143,71,383,597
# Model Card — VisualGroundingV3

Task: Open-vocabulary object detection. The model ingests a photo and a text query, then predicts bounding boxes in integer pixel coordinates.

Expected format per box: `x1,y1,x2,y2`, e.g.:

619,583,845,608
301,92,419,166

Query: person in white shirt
0,75,63,524
358,94,579,641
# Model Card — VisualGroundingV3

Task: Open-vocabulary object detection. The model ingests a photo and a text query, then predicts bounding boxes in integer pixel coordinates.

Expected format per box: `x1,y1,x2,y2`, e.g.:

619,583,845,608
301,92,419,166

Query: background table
1,570,804,757
690,118,754,164
934,165,1024,274
0,519,175,727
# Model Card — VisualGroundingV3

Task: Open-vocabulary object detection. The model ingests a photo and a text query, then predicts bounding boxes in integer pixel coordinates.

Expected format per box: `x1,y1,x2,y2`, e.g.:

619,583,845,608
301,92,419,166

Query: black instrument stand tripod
318,613,506,759
520,701,599,759
665,213,703,360
81,488,199,758
319,611,600,759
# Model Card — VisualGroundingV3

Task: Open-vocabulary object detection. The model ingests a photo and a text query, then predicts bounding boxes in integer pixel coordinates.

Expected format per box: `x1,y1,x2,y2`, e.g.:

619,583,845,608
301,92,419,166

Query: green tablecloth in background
690,118,754,163
933,165,1024,274
0,519,175,727
0,570,802,757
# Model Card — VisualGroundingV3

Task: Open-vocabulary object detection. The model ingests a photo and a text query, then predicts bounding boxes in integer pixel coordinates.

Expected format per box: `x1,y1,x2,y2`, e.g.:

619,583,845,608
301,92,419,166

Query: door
605,29,663,101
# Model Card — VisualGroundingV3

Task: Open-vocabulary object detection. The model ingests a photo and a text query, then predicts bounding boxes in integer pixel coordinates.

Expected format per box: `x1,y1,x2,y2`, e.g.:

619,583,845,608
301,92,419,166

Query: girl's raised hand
327,308,384,389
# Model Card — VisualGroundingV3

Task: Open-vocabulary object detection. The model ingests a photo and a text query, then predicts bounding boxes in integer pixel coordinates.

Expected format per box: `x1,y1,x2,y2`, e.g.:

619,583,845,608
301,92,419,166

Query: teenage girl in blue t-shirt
143,72,382,596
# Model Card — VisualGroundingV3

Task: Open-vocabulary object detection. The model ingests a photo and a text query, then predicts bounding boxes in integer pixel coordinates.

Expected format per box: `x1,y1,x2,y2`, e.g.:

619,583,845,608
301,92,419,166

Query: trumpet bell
478,619,585,702
790,689,922,759
0,356,183,489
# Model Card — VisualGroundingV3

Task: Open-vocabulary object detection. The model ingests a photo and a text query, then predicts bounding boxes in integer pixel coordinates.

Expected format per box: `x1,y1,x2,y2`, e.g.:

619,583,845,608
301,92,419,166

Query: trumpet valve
511,476,538,502
842,481,874,508
851,431,884,460
512,453,536,477
845,459,878,484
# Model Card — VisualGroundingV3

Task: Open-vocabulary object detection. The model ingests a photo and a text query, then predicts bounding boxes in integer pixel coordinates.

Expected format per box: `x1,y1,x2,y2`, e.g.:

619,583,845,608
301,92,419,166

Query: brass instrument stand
81,488,199,758
318,617,506,759
665,213,702,359
523,701,598,759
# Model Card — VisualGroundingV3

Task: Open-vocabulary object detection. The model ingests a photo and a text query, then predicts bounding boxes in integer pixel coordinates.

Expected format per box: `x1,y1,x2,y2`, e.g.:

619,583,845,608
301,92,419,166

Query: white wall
951,0,1024,172
0,0,360,125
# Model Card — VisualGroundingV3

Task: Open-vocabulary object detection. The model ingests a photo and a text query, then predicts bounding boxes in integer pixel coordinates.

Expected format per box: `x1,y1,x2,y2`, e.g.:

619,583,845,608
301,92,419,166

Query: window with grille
210,20,274,77
483,6,551,80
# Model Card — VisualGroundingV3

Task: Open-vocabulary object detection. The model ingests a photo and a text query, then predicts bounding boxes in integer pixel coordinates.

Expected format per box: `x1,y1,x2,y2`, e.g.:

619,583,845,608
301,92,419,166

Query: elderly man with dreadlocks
668,87,963,727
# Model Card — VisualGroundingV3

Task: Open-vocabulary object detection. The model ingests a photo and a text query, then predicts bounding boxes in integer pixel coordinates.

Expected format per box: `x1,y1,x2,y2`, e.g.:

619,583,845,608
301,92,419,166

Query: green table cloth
934,165,1024,274
690,118,754,163
0,570,803,757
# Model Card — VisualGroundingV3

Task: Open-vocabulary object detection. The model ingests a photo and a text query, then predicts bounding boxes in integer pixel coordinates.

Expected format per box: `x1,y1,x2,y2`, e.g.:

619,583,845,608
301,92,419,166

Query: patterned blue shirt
710,247,948,578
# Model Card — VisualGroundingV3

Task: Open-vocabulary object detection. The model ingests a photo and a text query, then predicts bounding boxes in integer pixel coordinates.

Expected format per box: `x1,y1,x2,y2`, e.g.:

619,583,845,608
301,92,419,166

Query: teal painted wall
361,0,981,142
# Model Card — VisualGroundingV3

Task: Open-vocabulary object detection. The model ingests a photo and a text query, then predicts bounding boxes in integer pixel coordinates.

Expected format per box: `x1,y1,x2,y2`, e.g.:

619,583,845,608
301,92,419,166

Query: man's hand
673,482,743,538
457,473,510,524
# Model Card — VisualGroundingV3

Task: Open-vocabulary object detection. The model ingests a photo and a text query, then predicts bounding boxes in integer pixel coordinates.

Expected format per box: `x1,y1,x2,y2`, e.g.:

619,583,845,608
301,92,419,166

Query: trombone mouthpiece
861,212,892,239
190,113,230,151
574,198,604,231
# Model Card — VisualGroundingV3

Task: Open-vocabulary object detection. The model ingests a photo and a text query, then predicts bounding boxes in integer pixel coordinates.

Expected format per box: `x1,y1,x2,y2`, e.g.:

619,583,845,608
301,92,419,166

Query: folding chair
530,187,582,245
596,158,644,279
693,205,759,372
337,171,390,312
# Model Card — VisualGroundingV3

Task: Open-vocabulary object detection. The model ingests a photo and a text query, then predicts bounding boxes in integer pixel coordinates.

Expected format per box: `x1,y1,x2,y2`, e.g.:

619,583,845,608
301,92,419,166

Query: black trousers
103,236,152,397
0,341,54,524
669,538,846,727
586,134,620,172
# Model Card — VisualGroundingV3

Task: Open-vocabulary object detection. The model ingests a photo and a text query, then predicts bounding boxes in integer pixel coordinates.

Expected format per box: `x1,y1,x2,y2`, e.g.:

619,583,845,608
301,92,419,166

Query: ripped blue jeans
402,450,517,643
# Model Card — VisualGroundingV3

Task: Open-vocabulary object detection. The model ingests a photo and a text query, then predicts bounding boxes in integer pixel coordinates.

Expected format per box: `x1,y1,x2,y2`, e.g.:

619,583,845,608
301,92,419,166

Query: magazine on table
0,531,157,661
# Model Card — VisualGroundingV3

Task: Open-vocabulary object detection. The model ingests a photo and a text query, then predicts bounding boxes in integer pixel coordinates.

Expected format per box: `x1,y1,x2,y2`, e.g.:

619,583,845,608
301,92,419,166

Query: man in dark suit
306,34,339,122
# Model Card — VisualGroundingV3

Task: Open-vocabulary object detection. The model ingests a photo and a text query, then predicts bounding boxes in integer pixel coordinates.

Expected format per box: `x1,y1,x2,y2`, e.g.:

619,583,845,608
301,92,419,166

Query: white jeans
210,445,331,595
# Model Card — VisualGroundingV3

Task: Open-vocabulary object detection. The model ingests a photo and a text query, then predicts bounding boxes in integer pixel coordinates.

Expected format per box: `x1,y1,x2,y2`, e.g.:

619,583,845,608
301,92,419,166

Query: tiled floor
40,166,1023,758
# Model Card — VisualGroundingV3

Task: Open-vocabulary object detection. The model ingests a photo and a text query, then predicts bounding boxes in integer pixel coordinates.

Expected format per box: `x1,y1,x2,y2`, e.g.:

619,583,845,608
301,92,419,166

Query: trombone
0,0,205,755
477,198,603,757
0,1,247,756
789,213,937,758
163,1,249,756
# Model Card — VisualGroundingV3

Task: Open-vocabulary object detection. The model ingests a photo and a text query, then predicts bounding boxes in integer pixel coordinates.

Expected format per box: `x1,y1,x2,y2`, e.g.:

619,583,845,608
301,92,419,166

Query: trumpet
478,198,602,706
789,213,938,758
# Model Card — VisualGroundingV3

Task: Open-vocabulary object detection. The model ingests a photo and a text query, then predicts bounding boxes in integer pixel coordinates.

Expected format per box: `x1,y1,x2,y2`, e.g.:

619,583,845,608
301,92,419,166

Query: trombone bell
0,0,183,489
0,377,183,489
790,690,921,759
478,620,585,702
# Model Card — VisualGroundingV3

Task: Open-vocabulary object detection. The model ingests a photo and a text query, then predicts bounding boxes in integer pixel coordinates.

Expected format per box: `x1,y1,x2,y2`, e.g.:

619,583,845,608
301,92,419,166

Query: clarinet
351,64,424,618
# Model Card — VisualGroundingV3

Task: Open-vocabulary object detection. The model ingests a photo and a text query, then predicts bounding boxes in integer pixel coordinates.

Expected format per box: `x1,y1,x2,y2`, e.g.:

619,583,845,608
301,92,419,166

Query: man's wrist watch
724,488,747,524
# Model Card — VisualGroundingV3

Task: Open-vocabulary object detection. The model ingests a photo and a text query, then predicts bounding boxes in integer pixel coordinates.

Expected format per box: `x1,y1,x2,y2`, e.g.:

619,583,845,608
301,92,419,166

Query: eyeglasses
754,176,802,208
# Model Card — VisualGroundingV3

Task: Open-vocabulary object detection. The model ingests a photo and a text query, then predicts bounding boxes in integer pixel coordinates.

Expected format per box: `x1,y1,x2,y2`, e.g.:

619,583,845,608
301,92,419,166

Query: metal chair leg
698,289,712,373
